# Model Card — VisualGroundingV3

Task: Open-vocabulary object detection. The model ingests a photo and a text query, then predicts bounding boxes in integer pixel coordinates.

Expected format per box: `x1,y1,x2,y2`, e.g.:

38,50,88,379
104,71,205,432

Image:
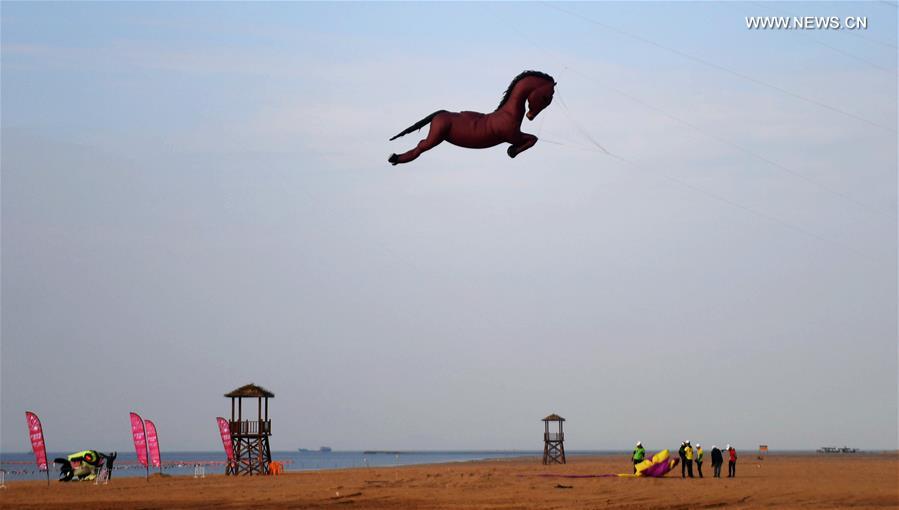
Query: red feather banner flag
25,411,48,470
145,419,162,470
25,411,50,485
216,417,235,474
25,411,50,484
129,412,149,479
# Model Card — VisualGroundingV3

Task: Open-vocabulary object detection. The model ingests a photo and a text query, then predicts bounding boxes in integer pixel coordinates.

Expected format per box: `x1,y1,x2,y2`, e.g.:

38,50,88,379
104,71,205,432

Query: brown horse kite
388,71,556,165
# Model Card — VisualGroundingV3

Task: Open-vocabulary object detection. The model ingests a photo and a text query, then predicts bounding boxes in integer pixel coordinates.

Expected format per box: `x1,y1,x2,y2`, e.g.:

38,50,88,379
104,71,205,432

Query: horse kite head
498,70,556,121
525,74,556,120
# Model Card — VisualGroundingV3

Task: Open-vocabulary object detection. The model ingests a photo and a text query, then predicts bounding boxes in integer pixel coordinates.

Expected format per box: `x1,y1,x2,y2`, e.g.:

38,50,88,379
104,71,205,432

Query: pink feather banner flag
145,419,162,470
25,411,48,470
216,417,235,474
25,411,50,485
129,412,149,479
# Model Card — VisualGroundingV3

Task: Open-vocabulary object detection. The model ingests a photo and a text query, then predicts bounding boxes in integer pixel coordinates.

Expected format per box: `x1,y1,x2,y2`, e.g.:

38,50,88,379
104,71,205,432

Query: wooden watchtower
542,413,566,465
225,383,273,475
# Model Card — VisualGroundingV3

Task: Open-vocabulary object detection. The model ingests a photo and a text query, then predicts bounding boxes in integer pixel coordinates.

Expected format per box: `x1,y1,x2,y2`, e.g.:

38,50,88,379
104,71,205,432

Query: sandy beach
2,453,897,509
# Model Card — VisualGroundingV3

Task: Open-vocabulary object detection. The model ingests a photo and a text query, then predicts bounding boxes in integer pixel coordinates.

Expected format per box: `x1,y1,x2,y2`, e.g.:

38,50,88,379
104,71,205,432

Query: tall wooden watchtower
542,413,566,465
225,383,273,475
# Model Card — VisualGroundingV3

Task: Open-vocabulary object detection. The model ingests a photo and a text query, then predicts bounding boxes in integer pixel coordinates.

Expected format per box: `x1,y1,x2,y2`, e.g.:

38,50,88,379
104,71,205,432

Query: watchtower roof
542,413,565,422
225,383,274,398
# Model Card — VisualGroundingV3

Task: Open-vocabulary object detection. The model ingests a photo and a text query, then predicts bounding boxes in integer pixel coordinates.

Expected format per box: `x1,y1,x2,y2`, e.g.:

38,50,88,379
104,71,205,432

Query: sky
1,2,896,453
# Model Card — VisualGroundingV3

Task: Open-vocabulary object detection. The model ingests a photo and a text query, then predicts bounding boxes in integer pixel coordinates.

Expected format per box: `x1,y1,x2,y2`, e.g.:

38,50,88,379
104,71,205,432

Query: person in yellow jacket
632,441,646,473
684,441,694,478
695,443,704,478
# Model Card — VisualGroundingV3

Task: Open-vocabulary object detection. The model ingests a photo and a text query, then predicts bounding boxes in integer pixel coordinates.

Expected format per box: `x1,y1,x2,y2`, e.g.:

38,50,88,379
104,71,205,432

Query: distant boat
297,447,332,453
816,446,859,453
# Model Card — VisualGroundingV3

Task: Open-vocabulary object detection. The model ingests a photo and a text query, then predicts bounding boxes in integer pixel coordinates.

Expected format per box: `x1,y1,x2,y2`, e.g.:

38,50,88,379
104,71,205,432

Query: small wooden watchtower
225,383,273,475
542,413,566,465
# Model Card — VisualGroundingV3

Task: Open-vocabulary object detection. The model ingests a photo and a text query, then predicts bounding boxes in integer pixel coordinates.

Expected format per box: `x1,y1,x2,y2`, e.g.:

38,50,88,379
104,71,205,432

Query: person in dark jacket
727,445,737,477
710,445,723,478
632,441,646,473
678,441,687,478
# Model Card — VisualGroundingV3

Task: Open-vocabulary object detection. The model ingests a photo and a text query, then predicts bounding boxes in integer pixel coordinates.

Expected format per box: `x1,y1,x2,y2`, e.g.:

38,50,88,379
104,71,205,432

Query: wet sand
2,453,897,509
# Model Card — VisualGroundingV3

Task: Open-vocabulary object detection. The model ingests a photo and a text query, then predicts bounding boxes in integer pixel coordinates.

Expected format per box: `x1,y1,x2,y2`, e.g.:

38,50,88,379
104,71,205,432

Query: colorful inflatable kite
388,70,556,165
54,450,117,481
622,449,679,478
529,449,681,481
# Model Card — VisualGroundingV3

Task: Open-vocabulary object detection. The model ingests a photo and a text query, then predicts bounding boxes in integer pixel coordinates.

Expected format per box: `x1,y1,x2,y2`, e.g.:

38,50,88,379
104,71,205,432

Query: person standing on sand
695,443,704,478
727,445,737,478
632,442,646,473
684,441,694,478
679,441,687,478
711,445,723,478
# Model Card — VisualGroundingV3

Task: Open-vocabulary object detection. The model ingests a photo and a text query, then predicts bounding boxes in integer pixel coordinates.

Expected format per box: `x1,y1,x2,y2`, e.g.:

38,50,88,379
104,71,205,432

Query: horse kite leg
389,117,449,165
506,133,538,158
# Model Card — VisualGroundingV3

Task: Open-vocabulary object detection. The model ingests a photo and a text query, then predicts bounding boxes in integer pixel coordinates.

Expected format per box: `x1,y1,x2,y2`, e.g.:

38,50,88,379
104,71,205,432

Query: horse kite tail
389,110,447,141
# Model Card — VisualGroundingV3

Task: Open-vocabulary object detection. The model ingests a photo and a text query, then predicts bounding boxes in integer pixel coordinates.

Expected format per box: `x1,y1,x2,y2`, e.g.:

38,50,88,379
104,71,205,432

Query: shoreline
4,449,896,482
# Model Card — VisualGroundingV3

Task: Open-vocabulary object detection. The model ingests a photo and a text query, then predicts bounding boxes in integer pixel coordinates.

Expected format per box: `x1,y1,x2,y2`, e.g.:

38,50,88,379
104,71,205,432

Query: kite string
561,66,892,218
548,80,873,259
564,135,874,260
554,89,615,158
542,2,895,133
483,3,888,260
492,2,891,218
536,66,569,139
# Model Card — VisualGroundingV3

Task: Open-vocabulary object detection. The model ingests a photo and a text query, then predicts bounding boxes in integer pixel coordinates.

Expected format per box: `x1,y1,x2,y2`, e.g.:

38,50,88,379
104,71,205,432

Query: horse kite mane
388,70,557,165
497,70,555,110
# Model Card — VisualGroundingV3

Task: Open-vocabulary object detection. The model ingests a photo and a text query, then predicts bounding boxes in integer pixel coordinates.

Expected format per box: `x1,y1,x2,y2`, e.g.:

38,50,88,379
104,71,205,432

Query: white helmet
726,444,731,449
636,441,642,447
696,443,701,447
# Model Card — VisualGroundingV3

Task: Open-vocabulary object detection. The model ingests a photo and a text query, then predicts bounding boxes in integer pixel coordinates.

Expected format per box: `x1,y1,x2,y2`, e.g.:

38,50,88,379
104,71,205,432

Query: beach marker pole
1,469,7,489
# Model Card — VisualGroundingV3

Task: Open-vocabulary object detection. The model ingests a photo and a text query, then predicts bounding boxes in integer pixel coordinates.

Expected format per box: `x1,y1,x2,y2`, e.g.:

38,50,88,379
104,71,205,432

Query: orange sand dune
2,453,897,509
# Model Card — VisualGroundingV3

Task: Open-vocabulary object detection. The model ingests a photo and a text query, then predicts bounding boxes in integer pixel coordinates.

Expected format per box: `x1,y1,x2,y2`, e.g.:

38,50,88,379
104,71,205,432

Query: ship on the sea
817,446,859,453
297,446,332,453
